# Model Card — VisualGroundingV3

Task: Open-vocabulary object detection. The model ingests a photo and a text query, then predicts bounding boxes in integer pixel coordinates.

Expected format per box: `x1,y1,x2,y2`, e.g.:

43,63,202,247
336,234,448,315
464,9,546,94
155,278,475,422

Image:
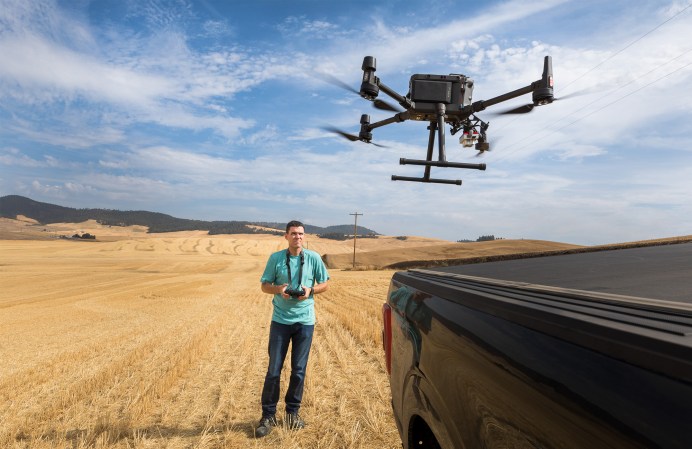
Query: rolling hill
0,195,378,236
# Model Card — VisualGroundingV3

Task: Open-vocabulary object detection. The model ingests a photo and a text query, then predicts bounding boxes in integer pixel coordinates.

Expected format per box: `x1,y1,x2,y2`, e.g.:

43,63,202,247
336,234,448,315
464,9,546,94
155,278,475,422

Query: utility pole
350,212,363,269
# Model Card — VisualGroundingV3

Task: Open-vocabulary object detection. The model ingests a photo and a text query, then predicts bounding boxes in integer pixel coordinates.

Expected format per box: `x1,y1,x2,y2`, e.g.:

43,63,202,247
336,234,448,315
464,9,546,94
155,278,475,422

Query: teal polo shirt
260,249,330,325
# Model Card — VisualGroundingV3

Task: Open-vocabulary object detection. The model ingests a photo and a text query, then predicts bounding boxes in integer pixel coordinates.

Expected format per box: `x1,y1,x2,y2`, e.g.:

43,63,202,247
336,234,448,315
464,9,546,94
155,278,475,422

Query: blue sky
1,0,691,245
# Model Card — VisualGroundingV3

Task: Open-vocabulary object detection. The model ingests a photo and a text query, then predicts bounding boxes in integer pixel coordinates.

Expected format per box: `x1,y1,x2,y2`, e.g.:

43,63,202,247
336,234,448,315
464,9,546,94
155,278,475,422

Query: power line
550,60,692,136
490,5,692,138
561,2,692,94
487,1,692,162
492,47,692,160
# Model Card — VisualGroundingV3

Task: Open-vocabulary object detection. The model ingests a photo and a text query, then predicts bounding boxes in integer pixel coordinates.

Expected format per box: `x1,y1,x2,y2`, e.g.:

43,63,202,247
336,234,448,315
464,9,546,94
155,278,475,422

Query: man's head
285,220,305,253
285,220,304,233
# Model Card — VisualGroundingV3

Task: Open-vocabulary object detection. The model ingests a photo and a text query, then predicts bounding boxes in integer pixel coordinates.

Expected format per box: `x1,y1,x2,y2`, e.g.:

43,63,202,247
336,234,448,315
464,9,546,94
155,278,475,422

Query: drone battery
410,75,456,104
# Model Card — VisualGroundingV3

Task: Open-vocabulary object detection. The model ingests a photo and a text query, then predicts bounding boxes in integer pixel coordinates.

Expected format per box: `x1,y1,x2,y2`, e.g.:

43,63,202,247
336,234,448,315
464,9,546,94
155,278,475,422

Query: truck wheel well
408,415,441,449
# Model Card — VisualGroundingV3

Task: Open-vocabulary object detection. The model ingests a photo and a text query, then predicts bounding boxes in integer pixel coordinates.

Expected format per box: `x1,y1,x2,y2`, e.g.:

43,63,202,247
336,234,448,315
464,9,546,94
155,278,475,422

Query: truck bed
431,242,692,303
387,243,692,448
399,242,692,381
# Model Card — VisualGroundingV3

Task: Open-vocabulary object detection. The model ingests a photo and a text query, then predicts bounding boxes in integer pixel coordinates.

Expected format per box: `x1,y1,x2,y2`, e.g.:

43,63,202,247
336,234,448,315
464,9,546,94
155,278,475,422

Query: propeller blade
322,126,389,148
323,126,360,142
317,72,403,112
497,103,535,115
315,73,359,94
492,87,593,116
556,84,606,101
373,99,402,112
556,90,589,101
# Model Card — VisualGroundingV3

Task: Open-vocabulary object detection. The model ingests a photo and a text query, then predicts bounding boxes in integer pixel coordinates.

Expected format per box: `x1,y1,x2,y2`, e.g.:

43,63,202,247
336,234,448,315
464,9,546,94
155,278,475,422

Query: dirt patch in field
379,235,692,270
323,238,583,270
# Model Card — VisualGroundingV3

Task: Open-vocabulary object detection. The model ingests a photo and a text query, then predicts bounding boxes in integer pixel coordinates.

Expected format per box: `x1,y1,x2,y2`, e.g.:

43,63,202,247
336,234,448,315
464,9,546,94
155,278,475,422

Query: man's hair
285,220,304,232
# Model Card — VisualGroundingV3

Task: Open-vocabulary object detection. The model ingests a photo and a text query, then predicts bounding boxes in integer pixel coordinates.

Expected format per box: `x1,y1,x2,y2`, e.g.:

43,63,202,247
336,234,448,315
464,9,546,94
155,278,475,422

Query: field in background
0,217,584,269
0,229,400,449
3,219,689,448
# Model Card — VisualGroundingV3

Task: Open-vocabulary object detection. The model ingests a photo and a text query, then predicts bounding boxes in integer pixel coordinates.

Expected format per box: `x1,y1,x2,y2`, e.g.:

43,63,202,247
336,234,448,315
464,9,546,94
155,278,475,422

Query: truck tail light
382,303,393,375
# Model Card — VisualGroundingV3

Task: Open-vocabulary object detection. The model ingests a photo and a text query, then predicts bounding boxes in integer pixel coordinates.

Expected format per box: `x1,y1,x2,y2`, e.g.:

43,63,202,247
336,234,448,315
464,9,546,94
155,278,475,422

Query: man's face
285,226,305,250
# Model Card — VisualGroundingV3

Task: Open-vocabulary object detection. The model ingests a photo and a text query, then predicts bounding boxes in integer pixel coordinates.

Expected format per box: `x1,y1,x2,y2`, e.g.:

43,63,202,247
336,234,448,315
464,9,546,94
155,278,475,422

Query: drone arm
377,81,411,109
365,111,410,131
466,83,535,114
357,111,409,143
466,55,554,114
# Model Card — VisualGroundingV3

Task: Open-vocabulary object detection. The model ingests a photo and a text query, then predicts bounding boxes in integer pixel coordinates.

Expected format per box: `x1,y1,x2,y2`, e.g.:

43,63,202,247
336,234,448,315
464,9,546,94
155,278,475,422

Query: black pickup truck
382,242,692,449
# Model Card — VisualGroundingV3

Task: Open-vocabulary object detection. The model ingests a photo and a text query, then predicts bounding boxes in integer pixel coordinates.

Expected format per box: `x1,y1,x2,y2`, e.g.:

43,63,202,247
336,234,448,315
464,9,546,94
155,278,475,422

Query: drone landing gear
392,103,485,185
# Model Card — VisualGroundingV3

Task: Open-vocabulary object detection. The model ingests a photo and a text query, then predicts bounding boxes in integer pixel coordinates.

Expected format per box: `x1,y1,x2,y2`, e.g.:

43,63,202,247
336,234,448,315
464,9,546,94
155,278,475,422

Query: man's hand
296,287,311,301
262,282,288,297
277,284,290,299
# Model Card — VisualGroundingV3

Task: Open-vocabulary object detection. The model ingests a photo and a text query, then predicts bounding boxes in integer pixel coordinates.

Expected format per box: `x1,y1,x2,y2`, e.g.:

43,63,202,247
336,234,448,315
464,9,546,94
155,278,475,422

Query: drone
326,55,555,185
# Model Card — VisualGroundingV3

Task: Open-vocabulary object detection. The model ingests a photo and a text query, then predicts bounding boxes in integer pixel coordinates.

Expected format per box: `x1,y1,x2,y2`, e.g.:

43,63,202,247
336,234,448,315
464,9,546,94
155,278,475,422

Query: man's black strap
285,250,304,289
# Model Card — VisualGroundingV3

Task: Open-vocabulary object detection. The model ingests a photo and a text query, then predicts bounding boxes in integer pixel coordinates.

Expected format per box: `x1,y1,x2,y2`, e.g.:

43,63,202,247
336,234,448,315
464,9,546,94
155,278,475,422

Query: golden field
0,217,622,449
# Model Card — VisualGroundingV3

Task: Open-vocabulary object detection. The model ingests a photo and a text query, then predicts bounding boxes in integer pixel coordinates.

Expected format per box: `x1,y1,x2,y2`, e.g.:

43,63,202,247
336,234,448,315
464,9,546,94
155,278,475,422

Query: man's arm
262,282,287,296
260,252,289,298
311,280,329,295
308,253,330,297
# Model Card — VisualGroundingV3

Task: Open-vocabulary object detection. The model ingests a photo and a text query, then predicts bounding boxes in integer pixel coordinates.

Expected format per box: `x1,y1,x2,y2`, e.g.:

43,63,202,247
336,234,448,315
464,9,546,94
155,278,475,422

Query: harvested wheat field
0,220,588,448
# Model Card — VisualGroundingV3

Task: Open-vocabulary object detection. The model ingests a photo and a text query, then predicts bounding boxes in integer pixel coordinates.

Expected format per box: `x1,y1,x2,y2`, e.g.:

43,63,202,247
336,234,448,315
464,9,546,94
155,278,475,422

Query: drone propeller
322,126,388,147
372,99,401,112
496,103,536,115
316,72,359,94
316,73,403,112
493,90,588,115
323,126,358,142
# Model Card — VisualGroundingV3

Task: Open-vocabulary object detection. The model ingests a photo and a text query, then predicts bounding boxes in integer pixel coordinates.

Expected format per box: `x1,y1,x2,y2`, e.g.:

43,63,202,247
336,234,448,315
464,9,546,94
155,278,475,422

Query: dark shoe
285,412,305,430
255,415,277,437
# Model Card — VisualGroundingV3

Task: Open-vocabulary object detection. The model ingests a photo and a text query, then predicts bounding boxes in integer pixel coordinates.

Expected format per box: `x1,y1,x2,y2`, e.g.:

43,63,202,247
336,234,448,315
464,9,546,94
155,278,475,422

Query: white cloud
0,148,43,168
240,125,279,146
277,16,342,39
2,0,692,245
0,35,170,104
201,19,232,37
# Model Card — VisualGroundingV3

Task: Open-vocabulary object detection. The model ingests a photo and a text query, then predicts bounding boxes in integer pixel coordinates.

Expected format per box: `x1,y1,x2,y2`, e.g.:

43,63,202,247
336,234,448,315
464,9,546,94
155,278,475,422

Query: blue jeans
261,321,314,416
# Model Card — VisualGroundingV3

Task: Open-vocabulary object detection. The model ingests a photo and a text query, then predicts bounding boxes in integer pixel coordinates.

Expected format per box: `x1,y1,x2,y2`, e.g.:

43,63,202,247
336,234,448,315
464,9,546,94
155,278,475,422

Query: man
256,220,330,437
